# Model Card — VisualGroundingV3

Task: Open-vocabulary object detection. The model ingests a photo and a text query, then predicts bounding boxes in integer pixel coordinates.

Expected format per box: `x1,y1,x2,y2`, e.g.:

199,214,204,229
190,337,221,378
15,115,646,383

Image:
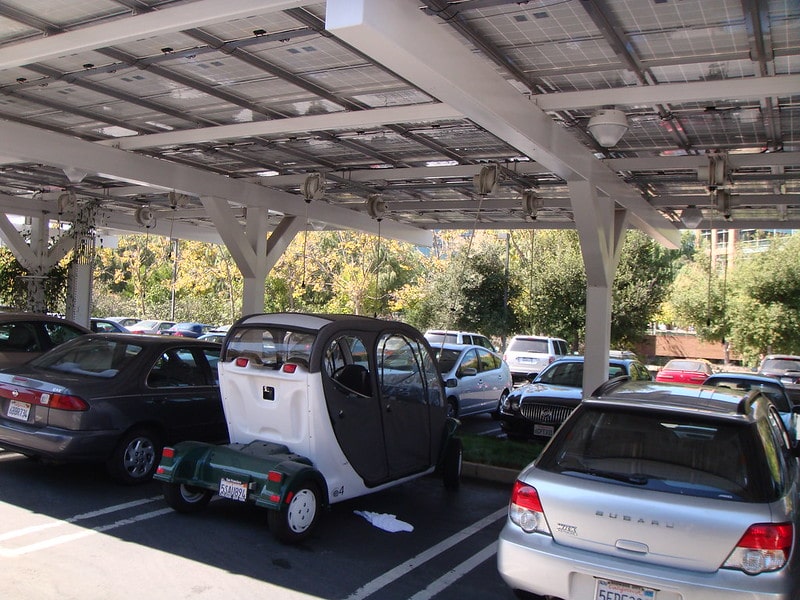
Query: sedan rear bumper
497,521,797,600
0,419,119,462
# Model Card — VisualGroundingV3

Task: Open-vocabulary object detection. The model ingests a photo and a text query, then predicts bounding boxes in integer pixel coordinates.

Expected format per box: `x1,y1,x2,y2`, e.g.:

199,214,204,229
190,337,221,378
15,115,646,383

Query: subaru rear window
539,406,775,502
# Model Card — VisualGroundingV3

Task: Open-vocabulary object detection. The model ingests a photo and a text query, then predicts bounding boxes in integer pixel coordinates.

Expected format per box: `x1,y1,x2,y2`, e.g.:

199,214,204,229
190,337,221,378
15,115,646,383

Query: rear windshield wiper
564,467,649,485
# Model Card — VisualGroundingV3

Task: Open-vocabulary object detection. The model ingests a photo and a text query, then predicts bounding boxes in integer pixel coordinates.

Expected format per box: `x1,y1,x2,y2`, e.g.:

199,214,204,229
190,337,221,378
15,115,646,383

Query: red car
655,358,713,385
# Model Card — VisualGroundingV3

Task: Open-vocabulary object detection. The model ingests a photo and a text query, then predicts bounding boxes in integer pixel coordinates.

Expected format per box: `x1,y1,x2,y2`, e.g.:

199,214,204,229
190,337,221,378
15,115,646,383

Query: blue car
434,343,513,418
161,322,214,338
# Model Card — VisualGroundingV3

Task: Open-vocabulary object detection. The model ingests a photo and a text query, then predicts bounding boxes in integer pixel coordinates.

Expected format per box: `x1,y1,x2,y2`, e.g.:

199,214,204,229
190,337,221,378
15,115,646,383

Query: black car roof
705,372,785,386
550,355,640,367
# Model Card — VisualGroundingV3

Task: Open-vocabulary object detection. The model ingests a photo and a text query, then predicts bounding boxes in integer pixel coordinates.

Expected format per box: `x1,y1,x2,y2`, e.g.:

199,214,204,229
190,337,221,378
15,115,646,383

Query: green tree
726,234,800,362
269,230,424,317
0,248,69,313
611,231,677,347
511,230,676,350
406,232,518,339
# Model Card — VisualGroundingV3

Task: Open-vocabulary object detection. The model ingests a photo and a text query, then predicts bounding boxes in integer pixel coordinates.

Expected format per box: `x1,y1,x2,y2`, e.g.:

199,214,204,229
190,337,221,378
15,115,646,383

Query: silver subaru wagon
497,380,800,600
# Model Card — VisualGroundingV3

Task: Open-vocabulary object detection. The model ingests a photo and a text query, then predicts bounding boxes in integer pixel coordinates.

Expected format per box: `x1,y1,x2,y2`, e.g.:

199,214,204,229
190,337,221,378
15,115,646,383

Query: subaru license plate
7,399,30,421
218,478,248,502
595,578,656,600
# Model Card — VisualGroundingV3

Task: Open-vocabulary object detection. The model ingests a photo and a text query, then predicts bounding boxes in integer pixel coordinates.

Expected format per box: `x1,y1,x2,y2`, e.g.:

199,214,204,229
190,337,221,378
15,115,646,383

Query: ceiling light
681,207,703,228
587,108,628,147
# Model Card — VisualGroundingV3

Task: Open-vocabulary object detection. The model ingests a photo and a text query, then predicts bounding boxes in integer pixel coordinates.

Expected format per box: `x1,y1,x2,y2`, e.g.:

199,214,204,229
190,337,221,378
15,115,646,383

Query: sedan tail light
0,384,88,411
47,393,90,411
508,480,552,536
723,523,793,574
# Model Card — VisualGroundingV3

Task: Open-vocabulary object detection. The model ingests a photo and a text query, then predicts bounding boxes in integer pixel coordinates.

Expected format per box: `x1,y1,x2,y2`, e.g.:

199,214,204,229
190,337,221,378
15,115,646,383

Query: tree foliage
0,247,69,312
666,233,800,365
4,221,766,362
405,231,518,339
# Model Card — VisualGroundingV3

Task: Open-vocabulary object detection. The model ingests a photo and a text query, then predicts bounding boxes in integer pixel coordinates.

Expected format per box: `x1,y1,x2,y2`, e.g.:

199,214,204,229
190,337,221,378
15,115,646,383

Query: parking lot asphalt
0,448,519,600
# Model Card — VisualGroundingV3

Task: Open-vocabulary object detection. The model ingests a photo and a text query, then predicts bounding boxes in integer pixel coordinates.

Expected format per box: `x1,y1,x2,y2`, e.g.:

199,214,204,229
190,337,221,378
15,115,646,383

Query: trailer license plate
219,478,248,502
7,399,30,421
595,578,656,600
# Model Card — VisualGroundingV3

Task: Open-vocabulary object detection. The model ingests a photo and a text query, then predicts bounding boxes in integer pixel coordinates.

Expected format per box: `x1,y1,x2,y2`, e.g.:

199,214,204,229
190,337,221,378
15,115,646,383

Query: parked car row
1,312,798,596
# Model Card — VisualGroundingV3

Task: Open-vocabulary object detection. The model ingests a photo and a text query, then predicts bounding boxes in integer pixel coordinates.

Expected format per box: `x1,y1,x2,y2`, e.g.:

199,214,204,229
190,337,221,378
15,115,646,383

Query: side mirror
445,377,458,388
459,367,478,377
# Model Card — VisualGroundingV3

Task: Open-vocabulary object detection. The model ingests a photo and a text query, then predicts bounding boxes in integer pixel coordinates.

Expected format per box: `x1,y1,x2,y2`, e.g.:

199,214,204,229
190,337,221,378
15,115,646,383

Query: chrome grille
520,403,573,425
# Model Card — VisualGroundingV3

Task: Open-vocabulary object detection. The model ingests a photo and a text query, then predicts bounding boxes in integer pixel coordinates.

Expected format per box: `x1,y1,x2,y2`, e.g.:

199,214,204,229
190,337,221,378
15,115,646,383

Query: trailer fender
254,459,328,511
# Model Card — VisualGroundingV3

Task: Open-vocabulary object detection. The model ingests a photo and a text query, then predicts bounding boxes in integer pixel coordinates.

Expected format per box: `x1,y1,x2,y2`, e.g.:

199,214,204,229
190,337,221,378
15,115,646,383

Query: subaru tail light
508,481,552,536
723,523,793,574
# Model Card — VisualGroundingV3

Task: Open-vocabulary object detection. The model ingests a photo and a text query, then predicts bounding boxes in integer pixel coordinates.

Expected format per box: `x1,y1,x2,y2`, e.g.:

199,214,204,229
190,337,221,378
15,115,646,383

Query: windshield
537,361,583,386
540,406,772,502
31,338,143,378
434,348,461,374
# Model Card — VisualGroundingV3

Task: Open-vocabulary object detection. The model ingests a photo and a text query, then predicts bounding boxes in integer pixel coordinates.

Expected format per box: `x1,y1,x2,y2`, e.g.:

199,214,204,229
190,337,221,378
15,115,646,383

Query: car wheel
267,480,322,544
442,437,462,490
492,390,508,420
163,482,213,513
106,428,162,485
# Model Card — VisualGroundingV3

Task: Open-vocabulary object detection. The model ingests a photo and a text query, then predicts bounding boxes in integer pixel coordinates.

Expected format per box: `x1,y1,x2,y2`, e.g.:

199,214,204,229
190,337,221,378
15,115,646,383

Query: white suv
503,335,568,381
424,330,495,352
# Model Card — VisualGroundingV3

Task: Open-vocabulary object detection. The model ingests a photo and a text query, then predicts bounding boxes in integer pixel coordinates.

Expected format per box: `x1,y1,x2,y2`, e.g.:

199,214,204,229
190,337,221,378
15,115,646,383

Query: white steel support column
201,197,304,317
241,206,269,316
569,180,628,394
0,213,75,313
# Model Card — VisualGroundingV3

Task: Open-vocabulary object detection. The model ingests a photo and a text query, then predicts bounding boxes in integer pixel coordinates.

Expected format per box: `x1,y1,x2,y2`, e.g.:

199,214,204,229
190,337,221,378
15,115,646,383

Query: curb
462,461,519,485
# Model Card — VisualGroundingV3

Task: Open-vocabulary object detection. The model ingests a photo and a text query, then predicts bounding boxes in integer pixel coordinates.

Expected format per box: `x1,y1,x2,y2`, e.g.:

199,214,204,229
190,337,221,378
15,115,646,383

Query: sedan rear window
33,339,143,377
762,359,800,372
540,406,774,502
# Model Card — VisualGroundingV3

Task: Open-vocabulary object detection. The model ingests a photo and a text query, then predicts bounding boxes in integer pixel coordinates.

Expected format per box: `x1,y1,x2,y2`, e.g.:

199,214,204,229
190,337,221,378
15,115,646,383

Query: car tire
163,482,213,513
492,390,508,420
267,480,322,544
442,437,462,490
106,427,162,485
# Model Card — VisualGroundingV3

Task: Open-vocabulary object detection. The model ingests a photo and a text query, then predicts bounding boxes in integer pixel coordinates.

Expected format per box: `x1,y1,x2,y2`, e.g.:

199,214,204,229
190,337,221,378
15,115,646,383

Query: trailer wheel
442,437,462,490
163,482,213,513
268,481,321,544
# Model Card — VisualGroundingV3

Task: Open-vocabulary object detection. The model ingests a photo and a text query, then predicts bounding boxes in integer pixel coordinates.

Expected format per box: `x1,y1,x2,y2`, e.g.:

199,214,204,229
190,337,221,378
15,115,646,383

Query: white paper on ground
354,510,414,533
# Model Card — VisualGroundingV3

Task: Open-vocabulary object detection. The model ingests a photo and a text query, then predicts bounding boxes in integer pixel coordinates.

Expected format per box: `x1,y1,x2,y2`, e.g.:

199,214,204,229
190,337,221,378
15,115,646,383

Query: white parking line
344,506,507,600
0,507,174,557
0,496,168,557
0,496,162,542
408,541,499,600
